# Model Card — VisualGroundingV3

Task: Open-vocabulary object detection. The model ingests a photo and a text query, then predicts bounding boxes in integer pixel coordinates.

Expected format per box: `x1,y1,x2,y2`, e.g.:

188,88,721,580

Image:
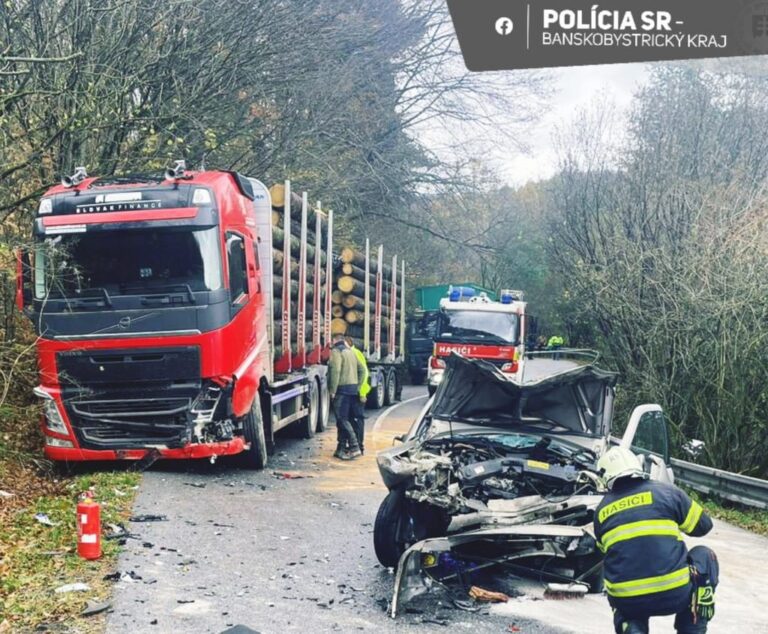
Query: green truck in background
406,284,496,384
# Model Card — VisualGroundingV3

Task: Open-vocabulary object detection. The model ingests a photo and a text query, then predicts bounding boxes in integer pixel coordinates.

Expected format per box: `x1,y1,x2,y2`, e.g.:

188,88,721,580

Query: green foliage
688,490,768,537
0,471,141,631
544,67,768,477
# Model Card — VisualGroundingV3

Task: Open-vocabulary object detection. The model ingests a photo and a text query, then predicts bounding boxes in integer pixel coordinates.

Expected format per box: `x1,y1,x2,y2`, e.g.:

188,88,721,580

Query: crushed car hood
430,354,618,437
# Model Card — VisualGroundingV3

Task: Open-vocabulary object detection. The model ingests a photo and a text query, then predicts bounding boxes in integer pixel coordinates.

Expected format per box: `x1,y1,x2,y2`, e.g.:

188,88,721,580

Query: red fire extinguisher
77,492,101,560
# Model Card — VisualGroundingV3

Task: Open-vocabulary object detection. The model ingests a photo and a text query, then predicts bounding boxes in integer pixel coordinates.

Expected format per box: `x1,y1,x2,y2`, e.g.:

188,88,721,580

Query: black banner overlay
446,0,768,71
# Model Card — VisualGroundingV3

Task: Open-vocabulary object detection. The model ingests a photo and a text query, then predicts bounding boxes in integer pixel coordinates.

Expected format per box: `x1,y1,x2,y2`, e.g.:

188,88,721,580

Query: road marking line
371,395,428,436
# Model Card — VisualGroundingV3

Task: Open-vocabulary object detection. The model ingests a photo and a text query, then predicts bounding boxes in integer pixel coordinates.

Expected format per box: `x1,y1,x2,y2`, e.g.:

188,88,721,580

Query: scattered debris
81,600,111,617
272,471,312,480
34,513,56,526
213,522,235,528
421,618,448,627
129,448,162,472
177,599,195,604
0,490,14,498
54,582,91,594
468,586,510,603
104,571,143,583
184,482,207,488
130,514,168,523
508,626,522,633
220,627,261,634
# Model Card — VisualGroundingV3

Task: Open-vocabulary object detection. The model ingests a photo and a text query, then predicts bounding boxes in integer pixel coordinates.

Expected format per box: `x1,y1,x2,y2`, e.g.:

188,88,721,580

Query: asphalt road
105,387,567,634
106,385,768,634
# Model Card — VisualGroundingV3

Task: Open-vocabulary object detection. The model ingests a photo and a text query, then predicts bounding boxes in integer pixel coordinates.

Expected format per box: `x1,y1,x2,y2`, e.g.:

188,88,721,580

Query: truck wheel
301,379,318,439
384,368,397,406
374,490,408,568
368,368,386,409
316,377,330,433
240,398,268,470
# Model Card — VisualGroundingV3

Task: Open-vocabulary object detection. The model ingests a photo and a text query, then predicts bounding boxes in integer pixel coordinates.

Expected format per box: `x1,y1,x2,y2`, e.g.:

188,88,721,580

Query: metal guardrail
609,435,768,510
670,458,768,510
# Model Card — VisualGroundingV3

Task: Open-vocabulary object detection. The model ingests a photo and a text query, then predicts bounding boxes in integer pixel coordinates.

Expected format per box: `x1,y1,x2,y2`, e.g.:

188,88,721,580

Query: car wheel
240,398,268,470
374,490,408,567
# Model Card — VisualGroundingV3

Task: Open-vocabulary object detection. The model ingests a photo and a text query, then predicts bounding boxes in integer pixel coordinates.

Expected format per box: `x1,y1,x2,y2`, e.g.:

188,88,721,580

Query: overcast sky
501,62,651,185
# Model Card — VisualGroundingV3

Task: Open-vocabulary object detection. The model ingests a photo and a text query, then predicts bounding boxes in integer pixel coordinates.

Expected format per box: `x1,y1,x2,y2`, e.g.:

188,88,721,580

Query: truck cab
18,168,332,467
426,288,526,395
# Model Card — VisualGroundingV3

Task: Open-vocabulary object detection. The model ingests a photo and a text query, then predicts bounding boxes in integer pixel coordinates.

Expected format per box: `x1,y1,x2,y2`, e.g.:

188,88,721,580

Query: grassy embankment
1,395,141,632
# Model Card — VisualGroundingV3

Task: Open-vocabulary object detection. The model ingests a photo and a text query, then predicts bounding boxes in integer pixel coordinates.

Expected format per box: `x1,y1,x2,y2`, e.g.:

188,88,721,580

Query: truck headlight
45,436,74,448
33,387,69,435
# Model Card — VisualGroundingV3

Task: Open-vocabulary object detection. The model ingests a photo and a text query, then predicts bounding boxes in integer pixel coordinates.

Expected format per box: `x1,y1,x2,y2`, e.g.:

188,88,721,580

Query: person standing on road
328,334,363,460
595,447,718,634
345,337,371,454
547,334,564,360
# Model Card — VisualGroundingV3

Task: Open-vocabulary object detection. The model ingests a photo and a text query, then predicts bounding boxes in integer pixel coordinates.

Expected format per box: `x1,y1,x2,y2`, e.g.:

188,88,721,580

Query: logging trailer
16,165,406,467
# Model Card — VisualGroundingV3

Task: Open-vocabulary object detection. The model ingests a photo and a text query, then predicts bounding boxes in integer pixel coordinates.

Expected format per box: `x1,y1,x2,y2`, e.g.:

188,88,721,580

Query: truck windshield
439,310,519,344
34,227,222,300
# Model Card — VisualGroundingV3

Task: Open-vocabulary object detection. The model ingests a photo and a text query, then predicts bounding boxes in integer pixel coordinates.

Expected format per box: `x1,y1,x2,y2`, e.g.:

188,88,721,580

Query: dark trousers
333,393,359,452
350,397,366,452
613,546,719,634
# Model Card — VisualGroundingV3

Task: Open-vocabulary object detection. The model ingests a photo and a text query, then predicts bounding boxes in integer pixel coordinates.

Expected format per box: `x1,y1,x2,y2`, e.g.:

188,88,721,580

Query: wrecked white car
374,354,675,616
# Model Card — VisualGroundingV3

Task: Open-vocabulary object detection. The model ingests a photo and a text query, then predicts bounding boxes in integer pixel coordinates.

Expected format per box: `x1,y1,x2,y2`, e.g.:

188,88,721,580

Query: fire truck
426,287,526,395
16,164,406,468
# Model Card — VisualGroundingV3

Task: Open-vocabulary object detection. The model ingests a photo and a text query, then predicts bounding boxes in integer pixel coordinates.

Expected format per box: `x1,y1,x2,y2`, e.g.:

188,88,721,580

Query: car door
620,404,675,484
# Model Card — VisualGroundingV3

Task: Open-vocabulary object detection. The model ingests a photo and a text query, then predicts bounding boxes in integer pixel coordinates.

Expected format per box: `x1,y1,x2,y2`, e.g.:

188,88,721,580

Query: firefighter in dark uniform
594,447,719,634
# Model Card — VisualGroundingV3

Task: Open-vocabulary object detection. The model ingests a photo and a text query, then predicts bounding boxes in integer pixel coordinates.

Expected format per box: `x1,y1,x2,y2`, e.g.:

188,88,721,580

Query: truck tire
300,379,318,439
240,398,268,470
368,368,386,409
316,377,330,433
384,368,397,406
374,490,408,568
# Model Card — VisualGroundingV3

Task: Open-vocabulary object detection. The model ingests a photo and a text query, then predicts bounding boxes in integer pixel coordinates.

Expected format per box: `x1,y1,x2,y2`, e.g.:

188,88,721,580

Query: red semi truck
16,165,406,468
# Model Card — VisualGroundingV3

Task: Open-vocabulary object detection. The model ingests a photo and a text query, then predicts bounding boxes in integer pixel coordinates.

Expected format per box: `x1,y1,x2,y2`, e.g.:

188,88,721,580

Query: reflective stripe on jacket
593,478,712,616
351,346,371,398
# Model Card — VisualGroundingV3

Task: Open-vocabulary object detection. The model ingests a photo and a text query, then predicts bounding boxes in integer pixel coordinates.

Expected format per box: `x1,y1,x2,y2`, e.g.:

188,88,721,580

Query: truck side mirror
15,248,33,312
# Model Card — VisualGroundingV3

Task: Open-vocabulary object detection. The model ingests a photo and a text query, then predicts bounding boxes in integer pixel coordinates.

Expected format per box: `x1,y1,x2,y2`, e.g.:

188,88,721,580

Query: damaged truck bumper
43,436,247,462
390,524,598,617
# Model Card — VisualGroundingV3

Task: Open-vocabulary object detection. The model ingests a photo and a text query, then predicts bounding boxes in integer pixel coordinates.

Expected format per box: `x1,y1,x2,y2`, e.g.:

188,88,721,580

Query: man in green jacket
328,334,364,460
346,337,371,454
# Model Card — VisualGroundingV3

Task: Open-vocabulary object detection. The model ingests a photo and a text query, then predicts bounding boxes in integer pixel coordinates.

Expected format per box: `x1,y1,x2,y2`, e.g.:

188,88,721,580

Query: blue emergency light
449,286,476,302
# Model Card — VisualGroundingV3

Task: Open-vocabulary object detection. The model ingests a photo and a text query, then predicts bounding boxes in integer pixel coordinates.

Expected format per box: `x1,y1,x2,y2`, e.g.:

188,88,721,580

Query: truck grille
56,347,201,450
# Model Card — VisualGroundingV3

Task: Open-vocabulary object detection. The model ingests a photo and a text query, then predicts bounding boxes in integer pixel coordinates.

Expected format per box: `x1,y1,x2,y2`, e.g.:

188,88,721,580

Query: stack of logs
270,184,328,357
331,246,403,356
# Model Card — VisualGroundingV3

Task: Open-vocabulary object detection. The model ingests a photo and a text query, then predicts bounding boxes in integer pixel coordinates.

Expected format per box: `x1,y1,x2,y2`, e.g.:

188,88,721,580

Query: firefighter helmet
598,446,645,489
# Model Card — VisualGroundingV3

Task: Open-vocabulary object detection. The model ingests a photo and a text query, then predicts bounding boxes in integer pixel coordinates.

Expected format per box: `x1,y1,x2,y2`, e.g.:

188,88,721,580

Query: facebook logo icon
495,17,514,36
